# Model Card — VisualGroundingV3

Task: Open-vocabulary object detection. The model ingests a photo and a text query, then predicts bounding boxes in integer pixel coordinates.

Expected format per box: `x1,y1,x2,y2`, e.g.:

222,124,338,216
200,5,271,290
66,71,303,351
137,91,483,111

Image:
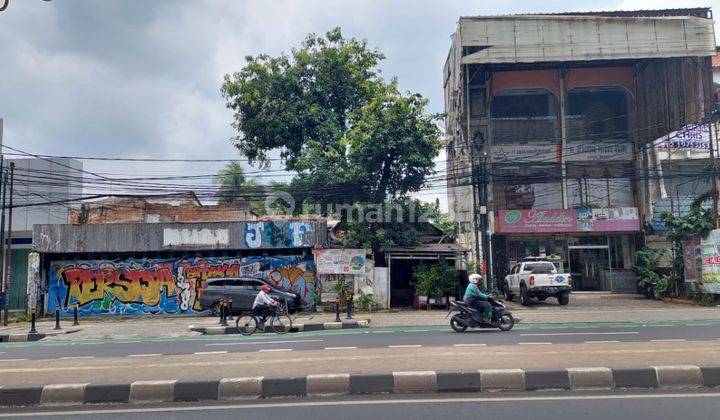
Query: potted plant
412,264,435,306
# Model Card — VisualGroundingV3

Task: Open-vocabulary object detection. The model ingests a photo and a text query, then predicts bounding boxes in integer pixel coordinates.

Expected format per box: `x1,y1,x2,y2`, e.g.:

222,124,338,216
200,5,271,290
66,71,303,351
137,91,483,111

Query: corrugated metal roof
455,13,715,65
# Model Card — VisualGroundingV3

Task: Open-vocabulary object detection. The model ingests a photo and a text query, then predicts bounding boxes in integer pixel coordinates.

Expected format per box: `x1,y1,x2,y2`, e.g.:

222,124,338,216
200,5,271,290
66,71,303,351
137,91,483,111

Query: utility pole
0,162,6,325
2,162,12,325
708,111,719,225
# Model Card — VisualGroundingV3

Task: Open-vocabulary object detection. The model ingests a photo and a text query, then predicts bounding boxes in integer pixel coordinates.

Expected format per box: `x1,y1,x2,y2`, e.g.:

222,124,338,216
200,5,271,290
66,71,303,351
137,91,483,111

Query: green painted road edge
1,318,720,349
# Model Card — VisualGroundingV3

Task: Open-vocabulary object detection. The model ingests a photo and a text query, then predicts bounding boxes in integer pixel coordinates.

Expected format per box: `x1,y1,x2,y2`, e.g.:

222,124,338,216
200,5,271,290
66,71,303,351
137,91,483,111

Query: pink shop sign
499,209,576,233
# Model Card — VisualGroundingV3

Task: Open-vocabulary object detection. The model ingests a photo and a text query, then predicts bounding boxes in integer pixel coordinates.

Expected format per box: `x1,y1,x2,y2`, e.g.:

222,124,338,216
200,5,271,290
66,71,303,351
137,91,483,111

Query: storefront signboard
490,144,558,163
564,142,632,161
700,230,720,294
314,248,367,275
498,208,640,233
499,209,577,233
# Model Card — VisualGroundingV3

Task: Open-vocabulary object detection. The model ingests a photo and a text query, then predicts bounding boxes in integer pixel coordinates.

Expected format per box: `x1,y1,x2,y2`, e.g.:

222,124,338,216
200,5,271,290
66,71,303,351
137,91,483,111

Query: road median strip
0,329,82,343
188,320,369,335
2,365,719,408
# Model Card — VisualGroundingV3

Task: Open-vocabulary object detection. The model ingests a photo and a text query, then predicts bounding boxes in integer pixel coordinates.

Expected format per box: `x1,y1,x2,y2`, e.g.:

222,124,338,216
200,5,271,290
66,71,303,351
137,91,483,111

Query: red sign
499,209,576,233
498,208,640,233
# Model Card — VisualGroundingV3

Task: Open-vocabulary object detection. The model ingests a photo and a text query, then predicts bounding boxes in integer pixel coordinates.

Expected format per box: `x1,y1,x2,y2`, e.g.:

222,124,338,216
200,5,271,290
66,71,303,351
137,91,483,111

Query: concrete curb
189,320,369,335
2,365,719,407
0,329,82,343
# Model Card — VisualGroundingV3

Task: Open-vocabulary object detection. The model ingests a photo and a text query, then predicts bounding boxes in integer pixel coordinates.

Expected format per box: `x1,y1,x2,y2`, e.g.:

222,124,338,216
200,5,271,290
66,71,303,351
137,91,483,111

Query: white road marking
520,332,639,337
518,342,552,345
128,353,161,357
205,339,323,347
324,347,357,350
258,348,292,352
0,358,27,362
193,351,228,355
453,343,487,347
59,356,95,360
8,392,720,416
585,340,620,344
388,345,422,348
651,339,687,342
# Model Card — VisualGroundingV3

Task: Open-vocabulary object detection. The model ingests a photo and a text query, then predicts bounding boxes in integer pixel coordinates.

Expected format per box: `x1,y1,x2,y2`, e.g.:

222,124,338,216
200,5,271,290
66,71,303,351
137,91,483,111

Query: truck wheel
558,293,570,306
504,287,514,302
520,286,531,306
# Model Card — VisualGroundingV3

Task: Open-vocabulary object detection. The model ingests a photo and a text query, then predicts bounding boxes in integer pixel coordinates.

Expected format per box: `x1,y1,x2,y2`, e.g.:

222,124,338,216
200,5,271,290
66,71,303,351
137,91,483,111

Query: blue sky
1,0,717,211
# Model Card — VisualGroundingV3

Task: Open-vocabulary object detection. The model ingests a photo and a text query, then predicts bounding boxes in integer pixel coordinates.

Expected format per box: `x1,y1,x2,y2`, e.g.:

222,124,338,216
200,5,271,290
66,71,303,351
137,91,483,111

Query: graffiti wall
47,255,317,315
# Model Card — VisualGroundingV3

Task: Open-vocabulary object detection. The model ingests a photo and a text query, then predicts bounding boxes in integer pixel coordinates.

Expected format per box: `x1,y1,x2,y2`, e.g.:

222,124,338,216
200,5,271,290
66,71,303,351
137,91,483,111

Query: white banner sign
564,142,632,161
491,144,557,162
656,124,710,150
314,249,367,275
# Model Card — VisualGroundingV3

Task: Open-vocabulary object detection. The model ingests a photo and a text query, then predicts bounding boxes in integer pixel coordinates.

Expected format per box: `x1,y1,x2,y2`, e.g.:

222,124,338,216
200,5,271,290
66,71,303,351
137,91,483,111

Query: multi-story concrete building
444,9,716,291
2,157,82,311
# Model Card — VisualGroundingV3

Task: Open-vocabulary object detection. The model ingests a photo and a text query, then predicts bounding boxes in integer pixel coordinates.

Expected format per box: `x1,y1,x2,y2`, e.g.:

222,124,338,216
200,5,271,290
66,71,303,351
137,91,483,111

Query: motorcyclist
463,274,493,324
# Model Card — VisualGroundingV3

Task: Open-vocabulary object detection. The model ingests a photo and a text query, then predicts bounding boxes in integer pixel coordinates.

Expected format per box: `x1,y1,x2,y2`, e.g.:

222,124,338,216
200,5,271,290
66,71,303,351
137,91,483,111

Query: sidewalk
0,293,717,341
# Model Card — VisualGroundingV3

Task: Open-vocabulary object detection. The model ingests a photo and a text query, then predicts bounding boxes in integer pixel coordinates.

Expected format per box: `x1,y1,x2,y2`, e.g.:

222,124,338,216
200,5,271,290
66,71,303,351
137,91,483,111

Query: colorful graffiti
243,221,312,248
47,255,317,315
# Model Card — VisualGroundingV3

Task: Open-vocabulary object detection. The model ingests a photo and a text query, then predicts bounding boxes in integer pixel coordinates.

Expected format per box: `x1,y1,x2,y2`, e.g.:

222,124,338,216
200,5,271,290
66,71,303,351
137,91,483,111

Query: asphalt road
3,391,720,419
1,321,720,360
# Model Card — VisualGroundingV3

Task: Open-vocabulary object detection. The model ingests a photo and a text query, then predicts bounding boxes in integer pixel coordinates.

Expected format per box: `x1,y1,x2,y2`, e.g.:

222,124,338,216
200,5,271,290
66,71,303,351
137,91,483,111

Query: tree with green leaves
221,28,443,258
216,162,257,208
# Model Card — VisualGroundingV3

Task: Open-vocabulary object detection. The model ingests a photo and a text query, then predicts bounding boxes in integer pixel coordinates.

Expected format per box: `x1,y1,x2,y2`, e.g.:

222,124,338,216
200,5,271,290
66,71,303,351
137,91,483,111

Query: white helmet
469,274,482,284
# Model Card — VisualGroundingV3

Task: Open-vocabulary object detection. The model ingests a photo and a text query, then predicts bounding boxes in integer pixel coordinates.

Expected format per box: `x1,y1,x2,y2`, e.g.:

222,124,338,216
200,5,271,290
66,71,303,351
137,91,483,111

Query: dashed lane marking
193,351,228,355
258,349,293,352
205,339,323,347
453,343,487,347
0,358,28,362
520,332,639,337
388,345,422,348
585,340,620,344
324,347,357,350
128,353,162,357
650,339,687,342
518,342,553,345
59,356,95,360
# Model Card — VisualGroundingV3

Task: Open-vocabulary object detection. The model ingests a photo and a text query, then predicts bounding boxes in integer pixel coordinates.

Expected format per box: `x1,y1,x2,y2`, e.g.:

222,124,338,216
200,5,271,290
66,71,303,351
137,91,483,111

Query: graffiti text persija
61,266,176,308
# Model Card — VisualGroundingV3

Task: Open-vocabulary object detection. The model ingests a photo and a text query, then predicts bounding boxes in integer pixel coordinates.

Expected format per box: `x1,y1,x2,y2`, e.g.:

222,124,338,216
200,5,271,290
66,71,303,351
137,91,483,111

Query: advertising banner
700,230,720,294
656,124,710,150
498,208,640,233
314,249,367,275
564,142,632,161
490,144,558,163
576,208,640,232
499,209,577,233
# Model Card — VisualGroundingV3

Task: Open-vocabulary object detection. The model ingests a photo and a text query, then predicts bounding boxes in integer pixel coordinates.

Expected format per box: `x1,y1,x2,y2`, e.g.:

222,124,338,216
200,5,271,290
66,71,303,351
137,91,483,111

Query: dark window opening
490,89,559,144
566,88,629,141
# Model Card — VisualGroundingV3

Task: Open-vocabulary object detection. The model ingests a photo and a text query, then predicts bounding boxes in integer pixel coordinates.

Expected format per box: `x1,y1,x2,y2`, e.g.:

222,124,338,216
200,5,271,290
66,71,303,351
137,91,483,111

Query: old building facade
444,9,716,291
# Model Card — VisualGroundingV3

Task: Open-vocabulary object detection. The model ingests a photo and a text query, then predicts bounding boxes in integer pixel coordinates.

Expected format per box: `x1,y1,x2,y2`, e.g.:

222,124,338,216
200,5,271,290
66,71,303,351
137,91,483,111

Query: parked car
503,260,572,306
198,277,300,315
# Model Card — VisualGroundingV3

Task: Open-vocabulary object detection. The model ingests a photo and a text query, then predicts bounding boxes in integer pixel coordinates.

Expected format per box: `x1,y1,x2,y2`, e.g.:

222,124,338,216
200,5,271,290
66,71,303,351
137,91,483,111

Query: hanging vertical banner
700,229,720,294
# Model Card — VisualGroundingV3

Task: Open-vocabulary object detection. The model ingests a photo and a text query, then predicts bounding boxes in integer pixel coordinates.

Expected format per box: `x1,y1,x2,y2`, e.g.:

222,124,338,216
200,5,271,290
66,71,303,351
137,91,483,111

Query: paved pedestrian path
0,293,717,341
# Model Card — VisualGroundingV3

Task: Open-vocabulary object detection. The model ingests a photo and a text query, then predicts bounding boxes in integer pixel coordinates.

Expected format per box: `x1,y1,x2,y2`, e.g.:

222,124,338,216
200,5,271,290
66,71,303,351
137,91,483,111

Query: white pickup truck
503,260,572,306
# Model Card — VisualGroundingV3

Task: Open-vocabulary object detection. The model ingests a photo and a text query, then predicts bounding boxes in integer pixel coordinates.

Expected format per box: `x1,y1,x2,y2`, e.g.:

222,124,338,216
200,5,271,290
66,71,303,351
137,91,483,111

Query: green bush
412,259,459,299
356,291,375,311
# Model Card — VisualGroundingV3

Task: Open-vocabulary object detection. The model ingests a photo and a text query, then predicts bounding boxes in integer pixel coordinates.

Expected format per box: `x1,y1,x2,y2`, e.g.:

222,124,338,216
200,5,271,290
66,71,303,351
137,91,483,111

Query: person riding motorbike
463,274,493,324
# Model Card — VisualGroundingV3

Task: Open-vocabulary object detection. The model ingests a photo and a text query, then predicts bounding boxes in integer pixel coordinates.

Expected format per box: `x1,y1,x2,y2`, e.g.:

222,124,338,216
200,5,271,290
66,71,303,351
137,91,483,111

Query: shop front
493,208,640,292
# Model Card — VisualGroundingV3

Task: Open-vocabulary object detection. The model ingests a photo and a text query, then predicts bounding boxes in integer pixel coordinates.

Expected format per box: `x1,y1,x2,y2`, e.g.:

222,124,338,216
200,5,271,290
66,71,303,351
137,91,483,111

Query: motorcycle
448,298,515,332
